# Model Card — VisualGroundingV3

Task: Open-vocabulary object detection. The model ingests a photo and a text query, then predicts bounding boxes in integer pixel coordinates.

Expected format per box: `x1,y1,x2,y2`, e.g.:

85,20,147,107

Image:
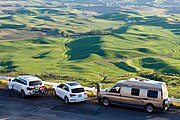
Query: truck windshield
29,81,42,86
71,88,85,93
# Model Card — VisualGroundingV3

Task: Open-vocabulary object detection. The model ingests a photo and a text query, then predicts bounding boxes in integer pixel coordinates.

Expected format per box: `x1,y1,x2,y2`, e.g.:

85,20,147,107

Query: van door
107,86,122,103
130,88,142,105
120,87,142,106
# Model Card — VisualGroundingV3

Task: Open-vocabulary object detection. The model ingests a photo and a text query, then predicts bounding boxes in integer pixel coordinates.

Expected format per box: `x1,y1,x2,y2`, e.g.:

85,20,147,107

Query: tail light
84,92,87,95
27,87,34,90
70,94,76,97
41,85,46,89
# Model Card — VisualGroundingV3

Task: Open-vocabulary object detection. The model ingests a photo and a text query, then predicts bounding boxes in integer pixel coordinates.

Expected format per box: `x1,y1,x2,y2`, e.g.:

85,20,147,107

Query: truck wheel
102,98,110,106
21,90,26,98
145,104,154,113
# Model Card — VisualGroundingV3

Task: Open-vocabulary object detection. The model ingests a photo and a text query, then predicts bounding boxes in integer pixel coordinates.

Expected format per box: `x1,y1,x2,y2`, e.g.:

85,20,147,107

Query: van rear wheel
102,98,110,106
145,104,154,113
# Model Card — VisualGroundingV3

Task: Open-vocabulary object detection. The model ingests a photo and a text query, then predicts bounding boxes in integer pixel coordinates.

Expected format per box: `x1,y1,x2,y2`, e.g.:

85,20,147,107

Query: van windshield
29,81,42,86
71,88,85,93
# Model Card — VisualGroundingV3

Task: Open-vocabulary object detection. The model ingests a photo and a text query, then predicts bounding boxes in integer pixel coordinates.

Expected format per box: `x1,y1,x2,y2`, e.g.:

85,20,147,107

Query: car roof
16,75,42,82
64,82,84,89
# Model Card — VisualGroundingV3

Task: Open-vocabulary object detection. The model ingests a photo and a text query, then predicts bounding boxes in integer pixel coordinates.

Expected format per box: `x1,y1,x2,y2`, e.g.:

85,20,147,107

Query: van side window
131,88,140,96
147,90,158,98
109,86,121,93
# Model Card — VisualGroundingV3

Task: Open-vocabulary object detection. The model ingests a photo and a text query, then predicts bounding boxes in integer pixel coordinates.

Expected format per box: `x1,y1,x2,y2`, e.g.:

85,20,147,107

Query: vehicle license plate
78,94,82,97
34,86,39,90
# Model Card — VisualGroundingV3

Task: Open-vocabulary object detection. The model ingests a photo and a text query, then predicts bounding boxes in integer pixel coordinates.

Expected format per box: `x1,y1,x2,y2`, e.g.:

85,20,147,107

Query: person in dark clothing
96,82,101,102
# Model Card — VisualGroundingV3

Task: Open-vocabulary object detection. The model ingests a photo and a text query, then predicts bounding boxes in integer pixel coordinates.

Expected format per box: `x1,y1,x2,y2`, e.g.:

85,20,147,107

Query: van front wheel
145,104,154,113
102,98,110,106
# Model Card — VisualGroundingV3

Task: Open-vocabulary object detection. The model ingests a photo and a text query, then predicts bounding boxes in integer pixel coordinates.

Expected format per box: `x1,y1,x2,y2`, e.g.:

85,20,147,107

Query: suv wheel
64,96,69,104
102,98,110,106
145,104,154,113
52,89,56,96
21,90,26,98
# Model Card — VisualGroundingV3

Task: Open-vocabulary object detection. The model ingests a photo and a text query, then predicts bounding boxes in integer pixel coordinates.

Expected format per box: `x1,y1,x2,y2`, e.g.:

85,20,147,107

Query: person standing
8,79,13,97
96,82,101,102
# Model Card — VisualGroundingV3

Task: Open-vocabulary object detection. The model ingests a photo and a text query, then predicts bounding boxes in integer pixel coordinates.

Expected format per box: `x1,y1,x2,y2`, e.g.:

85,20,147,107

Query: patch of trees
31,27,60,36
60,31,70,37
14,9,37,16
82,29,112,35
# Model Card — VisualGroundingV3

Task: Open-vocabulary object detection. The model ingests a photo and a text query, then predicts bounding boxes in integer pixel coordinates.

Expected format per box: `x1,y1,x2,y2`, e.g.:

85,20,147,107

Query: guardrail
169,98,180,103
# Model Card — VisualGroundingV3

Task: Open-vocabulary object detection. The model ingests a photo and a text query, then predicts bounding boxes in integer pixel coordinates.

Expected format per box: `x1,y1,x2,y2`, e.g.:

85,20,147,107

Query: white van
98,78,169,113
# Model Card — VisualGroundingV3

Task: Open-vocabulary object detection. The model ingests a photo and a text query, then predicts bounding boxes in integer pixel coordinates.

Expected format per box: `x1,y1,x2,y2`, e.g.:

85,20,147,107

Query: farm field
0,0,180,97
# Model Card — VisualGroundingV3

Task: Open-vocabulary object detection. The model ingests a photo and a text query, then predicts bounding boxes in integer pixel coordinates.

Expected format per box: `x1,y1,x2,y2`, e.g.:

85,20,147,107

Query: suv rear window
29,81,42,86
71,88,85,93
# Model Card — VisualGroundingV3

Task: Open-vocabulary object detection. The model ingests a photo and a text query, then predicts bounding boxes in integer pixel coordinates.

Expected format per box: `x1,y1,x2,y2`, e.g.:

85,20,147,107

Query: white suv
12,75,47,98
53,82,87,104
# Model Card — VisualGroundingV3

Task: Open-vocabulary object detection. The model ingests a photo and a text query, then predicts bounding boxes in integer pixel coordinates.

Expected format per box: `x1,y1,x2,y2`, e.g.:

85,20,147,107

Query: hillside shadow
138,16,180,35
111,34,129,41
32,38,54,44
38,9,60,14
0,24,26,29
136,48,154,54
112,25,130,34
66,36,105,60
96,12,129,21
0,16,13,20
112,62,137,72
140,58,167,70
69,20,84,25
140,57,180,74
0,60,17,70
15,9,37,15
35,16,55,22
96,11,180,35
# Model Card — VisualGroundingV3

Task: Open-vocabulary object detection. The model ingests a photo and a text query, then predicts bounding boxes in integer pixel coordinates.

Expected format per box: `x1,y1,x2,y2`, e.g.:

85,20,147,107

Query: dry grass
0,80,7,89
87,90,96,97
172,102,180,109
